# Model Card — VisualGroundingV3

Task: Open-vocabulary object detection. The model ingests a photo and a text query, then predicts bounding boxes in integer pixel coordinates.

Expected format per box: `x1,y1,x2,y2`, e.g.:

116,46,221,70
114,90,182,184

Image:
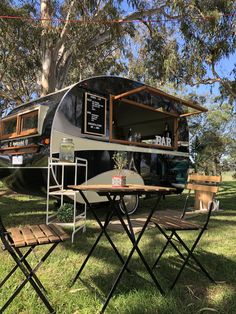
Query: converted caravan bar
0,76,207,212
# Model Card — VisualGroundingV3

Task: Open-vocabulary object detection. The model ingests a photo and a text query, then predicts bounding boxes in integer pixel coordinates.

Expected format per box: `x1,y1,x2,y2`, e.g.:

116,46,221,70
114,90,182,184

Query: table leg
100,194,164,313
71,192,129,286
115,194,164,293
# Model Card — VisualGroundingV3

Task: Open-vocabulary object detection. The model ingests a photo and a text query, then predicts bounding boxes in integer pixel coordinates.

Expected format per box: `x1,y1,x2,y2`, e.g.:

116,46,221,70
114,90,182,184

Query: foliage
57,203,74,222
0,1,41,107
189,100,236,175
112,151,128,175
0,0,235,110
128,0,236,103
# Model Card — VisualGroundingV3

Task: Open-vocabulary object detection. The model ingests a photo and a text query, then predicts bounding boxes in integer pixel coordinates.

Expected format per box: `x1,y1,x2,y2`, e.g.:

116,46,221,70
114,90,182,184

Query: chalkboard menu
84,92,107,136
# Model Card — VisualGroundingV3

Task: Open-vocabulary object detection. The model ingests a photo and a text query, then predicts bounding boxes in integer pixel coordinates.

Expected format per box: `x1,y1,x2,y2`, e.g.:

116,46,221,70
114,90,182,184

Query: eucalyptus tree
0,0,235,107
0,1,41,104
127,0,236,103
189,101,235,175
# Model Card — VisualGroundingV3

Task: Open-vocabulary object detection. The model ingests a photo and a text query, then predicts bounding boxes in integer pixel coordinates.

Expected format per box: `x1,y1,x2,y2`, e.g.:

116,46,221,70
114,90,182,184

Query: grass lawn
0,180,236,314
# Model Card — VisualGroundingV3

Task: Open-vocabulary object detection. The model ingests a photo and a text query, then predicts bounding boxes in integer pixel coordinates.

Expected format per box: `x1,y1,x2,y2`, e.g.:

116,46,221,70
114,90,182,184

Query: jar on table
59,138,75,162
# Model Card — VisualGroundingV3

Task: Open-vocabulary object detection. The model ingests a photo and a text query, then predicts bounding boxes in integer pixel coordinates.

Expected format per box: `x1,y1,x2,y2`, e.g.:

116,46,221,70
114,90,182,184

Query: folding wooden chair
0,217,69,313
151,174,221,290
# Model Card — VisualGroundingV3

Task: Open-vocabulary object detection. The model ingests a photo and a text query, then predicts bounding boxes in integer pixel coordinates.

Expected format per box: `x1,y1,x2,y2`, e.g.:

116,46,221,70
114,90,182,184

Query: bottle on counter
128,128,133,141
163,123,172,147
164,123,171,139
137,132,141,142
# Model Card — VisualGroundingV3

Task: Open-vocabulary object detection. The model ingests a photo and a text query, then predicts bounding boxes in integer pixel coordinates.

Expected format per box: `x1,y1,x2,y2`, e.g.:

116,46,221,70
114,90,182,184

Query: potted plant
57,203,74,223
112,152,128,187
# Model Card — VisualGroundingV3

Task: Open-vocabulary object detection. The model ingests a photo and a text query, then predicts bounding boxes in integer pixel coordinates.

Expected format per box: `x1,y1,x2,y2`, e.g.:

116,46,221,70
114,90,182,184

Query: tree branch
86,4,182,50
124,5,181,21
59,0,76,44
0,89,23,105
194,77,222,85
211,61,236,98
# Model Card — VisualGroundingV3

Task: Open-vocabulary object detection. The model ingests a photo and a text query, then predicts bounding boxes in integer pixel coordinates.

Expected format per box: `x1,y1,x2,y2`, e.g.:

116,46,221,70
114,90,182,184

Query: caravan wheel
118,195,139,215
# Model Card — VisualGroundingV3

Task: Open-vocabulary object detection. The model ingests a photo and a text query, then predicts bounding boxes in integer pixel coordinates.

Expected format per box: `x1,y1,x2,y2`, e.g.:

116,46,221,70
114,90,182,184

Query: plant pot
112,175,126,187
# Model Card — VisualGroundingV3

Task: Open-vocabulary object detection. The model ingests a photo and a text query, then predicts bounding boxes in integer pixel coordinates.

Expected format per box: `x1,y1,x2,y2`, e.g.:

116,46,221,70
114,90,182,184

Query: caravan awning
113,85,207,117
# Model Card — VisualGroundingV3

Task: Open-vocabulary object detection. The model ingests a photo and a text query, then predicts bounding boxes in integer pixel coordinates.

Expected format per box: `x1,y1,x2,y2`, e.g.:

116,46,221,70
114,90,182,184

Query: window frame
19,110,39,137
0,109,39,140
0,116,18,140
109,95,179,150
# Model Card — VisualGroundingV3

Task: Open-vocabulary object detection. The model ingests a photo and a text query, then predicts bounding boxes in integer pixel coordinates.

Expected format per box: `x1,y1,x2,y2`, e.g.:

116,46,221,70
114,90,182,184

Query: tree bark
40,0,76,95
40,0,54,95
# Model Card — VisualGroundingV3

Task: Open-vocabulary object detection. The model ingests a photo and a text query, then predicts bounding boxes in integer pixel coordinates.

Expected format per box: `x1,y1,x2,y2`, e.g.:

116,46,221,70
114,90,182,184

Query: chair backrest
188,173,221,186
181,173,221,218
188,173,221,209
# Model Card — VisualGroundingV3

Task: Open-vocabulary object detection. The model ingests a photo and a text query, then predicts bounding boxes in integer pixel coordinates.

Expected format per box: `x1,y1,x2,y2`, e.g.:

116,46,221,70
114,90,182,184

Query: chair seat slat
7,227,26,248
39,224,60,242
48,224,70,241
29,225,50,244
151,216,200,230
21,227,38,246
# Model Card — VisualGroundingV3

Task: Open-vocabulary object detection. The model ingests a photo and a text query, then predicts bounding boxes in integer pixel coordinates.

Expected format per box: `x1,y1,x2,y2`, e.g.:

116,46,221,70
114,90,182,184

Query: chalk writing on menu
84,92,107,136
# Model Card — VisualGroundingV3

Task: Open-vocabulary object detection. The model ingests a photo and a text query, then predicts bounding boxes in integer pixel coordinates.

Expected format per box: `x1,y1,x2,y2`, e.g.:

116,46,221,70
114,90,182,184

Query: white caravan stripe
51,130,189,157
0,167,48,169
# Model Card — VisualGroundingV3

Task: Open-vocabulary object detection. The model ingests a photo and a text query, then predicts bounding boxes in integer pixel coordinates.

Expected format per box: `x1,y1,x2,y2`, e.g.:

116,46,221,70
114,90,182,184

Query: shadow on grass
0,194,48,226
69,239,236,314
1,182,236,313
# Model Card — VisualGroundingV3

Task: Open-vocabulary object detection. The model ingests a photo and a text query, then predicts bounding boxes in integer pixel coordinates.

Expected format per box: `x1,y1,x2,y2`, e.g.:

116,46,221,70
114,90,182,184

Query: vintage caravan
0,76,207,213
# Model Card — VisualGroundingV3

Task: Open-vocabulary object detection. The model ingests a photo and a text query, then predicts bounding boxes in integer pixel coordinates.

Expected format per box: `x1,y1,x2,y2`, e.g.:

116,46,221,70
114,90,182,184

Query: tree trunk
41,0,55,95
40,0,76,96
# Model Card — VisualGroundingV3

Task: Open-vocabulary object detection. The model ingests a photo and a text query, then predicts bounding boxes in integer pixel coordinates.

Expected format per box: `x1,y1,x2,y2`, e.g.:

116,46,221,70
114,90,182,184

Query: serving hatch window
110,98,178,150
109,84,207,151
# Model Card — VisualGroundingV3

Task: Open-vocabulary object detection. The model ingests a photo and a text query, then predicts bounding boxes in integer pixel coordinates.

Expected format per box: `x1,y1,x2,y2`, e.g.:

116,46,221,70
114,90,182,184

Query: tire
118,195,139,215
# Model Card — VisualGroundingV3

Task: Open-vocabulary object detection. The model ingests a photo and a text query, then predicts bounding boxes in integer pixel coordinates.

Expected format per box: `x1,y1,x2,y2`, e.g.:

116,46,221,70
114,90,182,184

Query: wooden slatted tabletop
68,184,176,194
7,224,69,248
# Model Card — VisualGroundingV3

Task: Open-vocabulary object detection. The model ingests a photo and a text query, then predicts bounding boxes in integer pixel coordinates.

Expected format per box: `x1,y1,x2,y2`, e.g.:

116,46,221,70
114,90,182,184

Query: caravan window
0,109,39,140
20,110,38,135
1,117,17,138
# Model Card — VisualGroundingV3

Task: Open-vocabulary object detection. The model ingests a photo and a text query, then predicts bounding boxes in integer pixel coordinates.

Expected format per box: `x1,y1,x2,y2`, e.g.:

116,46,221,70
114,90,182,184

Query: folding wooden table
68,184,175,313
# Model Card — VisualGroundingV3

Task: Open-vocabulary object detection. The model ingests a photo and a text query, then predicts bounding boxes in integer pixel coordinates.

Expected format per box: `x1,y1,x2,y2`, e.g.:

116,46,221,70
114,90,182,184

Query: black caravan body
0,76,207,205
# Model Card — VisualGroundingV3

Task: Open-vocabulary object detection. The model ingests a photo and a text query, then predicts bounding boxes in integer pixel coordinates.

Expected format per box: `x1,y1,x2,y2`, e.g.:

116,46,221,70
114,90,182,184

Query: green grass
0,181,236,313
221,172,236,182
